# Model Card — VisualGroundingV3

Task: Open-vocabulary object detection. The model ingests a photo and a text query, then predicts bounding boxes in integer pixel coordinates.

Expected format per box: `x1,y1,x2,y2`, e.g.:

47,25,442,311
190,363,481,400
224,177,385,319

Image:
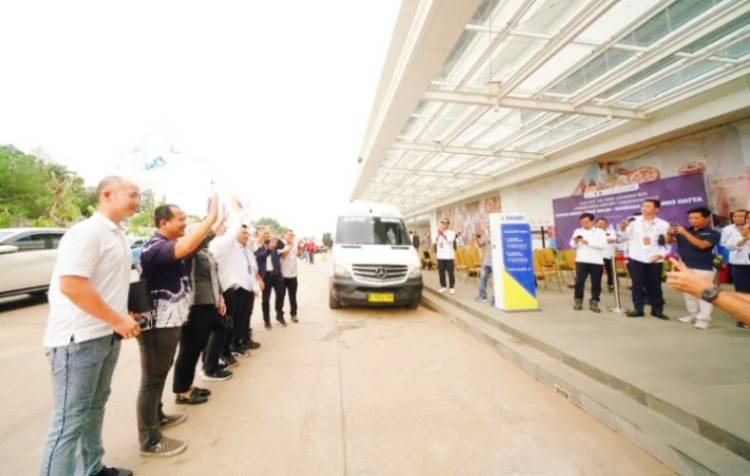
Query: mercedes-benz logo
375,267,387,280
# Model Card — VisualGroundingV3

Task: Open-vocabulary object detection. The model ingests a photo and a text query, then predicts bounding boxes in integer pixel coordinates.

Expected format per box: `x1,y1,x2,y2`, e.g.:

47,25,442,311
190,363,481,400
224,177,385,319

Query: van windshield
336,216,410,246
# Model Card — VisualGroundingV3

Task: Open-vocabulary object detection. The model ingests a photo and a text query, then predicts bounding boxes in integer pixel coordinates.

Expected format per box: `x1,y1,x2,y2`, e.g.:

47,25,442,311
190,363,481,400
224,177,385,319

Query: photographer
620,199,671,320
667,207,720,330
569,213,607,313
720,209,750,328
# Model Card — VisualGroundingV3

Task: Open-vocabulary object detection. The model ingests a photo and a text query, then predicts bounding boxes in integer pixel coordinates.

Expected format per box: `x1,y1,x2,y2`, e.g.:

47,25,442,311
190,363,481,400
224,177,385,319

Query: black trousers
628,260,664,313
224,288,253,351
732,264,750,293
438,259,455,288
174,305,222,393
136,327,181,449
262,272,284,322
281,277,298,317
574,262,603,302
603,258,614,288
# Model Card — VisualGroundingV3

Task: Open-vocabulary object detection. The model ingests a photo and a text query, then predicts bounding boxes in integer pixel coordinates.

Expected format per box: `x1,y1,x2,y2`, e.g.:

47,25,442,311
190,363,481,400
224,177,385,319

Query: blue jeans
478,265,492,299
40,334,120,476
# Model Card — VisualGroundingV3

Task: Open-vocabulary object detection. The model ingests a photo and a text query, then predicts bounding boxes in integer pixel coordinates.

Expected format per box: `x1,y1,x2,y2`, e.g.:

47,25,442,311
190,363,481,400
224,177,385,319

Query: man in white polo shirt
570,213,607,313
280,228,303,322
40,176,141,476
434,218,457,294
720,209,750,328
620,199,671,320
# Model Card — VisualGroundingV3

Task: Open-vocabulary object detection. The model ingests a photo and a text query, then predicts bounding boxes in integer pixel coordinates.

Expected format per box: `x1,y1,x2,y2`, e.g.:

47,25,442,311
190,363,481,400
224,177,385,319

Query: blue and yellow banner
490,213,538,312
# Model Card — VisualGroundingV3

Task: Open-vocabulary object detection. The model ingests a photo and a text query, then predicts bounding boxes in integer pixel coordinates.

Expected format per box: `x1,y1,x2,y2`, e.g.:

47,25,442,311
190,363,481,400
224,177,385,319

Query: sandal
175,391,208,405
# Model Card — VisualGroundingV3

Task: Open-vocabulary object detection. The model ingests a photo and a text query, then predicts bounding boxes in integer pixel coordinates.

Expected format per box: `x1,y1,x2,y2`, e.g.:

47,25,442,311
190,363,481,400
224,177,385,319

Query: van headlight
408,262,422,279
333,262,350,277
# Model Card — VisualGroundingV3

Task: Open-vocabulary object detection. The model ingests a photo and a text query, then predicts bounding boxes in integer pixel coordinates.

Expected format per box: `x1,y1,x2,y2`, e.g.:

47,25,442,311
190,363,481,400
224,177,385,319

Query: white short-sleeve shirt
434,229,457,260
43,213,131,347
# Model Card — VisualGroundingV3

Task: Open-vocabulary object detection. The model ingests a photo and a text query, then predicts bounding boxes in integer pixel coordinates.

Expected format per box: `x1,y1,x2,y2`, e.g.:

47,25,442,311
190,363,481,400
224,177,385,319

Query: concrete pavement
0,260,670,475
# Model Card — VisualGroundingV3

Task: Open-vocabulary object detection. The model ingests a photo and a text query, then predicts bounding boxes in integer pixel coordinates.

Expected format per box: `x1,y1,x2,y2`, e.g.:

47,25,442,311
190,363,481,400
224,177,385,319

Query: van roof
341,201,403,218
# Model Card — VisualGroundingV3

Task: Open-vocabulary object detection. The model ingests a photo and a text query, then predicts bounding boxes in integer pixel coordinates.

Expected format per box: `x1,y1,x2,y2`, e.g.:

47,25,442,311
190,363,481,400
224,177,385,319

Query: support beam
391,141,543,160
422,90,646,119
379,167,487,179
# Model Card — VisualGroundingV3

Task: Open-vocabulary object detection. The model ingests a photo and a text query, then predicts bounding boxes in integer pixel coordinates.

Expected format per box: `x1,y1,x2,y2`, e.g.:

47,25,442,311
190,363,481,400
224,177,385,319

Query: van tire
329,295,341,309
406,300,419,310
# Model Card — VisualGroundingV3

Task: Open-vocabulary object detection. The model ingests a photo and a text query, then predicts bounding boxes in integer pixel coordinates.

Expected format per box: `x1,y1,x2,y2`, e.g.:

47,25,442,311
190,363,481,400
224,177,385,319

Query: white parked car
0,228,67,298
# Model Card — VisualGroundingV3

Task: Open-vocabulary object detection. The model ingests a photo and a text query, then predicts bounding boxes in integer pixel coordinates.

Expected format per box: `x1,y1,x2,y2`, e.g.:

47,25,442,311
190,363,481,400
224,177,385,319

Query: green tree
127,189,161,236
255,217,285,236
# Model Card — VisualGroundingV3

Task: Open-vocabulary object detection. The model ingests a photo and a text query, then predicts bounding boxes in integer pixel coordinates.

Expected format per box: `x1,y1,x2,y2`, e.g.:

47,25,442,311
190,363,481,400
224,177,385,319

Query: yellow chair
534,248,564,291
466,245,482,278
455,246,467,271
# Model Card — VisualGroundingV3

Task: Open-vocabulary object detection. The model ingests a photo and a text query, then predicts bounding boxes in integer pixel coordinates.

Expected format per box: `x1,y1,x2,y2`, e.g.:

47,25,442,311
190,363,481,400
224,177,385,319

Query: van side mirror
0,245,19,255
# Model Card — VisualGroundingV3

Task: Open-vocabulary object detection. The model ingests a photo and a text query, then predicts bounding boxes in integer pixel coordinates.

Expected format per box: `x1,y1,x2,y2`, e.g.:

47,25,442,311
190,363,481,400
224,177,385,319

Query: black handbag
128,280,154,314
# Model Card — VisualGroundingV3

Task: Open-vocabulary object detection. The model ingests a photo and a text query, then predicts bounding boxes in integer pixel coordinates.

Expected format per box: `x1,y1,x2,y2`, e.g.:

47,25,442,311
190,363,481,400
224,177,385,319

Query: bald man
40,176,141,476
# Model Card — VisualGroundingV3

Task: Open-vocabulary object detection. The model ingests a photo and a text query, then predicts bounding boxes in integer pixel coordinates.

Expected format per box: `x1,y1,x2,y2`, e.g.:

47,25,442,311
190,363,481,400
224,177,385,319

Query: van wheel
30,290,48,299
406,300,419,310
329,295,341,309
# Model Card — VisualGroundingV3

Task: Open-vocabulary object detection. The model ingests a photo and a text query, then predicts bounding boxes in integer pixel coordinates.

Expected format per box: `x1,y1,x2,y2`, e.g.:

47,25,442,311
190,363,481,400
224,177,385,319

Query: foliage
0,145,94,227
126,189,161,237
255,217,286,236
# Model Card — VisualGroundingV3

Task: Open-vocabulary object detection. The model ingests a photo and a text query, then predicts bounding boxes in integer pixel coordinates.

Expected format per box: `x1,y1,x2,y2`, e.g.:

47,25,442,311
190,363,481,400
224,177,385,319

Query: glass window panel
516,0,588,35
518,43,593,93
619,0,717,47
467,37,546,89
682,12,750,53
578,0,664,43
722,36,750,59
599,55,681,99
548,48,634,95
623,59,723,103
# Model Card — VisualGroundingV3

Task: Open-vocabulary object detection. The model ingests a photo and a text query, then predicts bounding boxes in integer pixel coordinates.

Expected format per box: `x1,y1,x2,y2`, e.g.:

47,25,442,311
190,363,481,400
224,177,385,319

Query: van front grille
352,264,408,283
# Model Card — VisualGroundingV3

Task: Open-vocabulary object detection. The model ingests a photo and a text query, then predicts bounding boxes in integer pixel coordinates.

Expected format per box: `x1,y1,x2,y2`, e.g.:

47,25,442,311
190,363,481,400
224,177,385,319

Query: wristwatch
700,286,721,303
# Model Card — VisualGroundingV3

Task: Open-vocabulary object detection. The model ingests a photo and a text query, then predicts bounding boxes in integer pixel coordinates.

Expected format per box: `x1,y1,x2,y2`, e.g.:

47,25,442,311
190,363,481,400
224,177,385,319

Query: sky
0,0,401,237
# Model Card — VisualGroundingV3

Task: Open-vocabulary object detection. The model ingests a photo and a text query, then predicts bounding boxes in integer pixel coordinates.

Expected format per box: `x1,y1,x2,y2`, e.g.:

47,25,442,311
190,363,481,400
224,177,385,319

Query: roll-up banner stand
489,213,539,312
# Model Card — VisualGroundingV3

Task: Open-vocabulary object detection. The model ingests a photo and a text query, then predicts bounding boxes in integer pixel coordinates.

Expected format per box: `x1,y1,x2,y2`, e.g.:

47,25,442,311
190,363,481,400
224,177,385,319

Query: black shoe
737,322,749,329
276,317,287,327
291,315,299,323
193,387,211,397
573,299,583,311
264,321,272,330
651,312,669,320
608,286,614,293
589,300,601,313
94,466,133,476
248,340,261,349
626,310,645,318
159,413,186,429
200,368,233,382
220,354,239,368
231,347,249,358
175,392,208,405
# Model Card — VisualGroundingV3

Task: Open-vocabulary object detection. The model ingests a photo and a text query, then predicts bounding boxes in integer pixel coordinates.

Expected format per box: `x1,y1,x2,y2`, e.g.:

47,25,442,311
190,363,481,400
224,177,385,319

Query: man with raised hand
136,195,218,457
40,176,141,476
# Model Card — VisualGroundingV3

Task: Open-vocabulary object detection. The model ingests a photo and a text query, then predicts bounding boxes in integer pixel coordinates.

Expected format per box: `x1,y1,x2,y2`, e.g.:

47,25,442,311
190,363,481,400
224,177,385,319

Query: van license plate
368,293,394,303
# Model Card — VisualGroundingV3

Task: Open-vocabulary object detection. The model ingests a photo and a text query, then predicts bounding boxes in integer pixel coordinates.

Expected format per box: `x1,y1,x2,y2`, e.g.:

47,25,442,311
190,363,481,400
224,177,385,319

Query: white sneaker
694,321,710,330
449,289,455,295
678,316,696,324
439,288,446,293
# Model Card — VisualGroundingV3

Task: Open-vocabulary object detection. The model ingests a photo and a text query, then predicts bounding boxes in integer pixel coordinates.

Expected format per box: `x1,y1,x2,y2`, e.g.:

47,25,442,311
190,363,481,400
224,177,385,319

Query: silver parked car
0,228,67,298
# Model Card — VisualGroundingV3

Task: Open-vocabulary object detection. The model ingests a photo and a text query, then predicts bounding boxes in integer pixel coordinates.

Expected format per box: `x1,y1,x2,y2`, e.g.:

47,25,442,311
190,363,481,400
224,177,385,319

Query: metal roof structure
352,0,750,216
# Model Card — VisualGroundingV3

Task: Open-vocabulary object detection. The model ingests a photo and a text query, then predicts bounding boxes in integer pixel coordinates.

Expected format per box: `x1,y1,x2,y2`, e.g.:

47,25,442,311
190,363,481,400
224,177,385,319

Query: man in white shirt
570,213,607,313
40,176,141,476
720,209,750,328
434,218,457,294
596,218,618,292
620,199,671,319
209,215,263,360
280,229,303,322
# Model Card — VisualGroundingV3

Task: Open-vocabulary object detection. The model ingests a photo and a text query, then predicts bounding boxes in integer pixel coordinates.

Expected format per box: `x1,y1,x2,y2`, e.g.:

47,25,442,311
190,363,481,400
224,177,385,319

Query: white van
329,201,422,309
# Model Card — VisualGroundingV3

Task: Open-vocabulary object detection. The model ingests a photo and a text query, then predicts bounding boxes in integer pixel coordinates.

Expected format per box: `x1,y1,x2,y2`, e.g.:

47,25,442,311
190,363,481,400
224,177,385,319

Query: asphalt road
0,260,670,475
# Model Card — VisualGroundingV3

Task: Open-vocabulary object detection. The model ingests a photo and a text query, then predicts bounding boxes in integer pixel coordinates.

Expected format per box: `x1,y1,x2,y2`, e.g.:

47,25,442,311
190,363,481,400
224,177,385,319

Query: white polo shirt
209,220,256,292
43,213,131,347
622,216,671,264
601,227,617,260
434,229,456,260
280,240,299,278
569,227,607,265
721,225,750,265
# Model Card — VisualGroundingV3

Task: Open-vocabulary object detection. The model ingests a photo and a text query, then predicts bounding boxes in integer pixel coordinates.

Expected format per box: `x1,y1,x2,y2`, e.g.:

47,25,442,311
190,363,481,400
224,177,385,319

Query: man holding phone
434,218,457,294
569,213,607,312
40,176,141,476
669,207,720,330
720,209,750,328
620,199,671,319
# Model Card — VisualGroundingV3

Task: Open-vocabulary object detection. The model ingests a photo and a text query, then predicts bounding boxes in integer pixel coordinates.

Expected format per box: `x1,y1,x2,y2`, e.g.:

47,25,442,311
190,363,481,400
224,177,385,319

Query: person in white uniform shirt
434,218,457,294
280,229,303,322
570,213,607,313
40,176,141,476
620,199,671,320
596,217,617,292
720,209,750,328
